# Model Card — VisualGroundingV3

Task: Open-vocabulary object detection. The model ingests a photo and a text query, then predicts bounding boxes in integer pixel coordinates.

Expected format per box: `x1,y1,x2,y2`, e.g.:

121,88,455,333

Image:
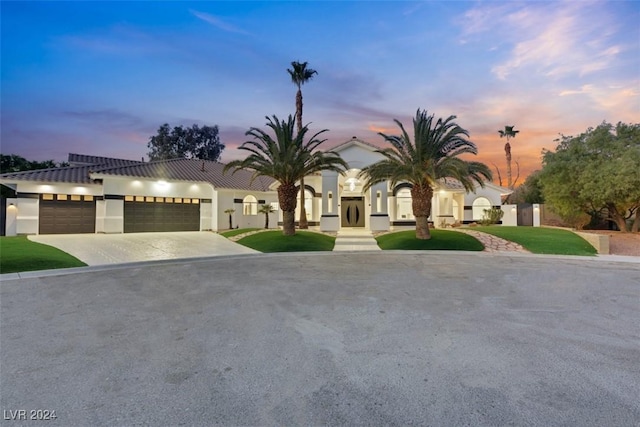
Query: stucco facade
1,144,514,236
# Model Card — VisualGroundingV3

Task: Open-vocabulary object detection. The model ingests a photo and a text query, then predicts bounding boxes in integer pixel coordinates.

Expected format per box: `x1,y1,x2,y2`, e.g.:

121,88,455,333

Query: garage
124,196,200,233
39,194,96,234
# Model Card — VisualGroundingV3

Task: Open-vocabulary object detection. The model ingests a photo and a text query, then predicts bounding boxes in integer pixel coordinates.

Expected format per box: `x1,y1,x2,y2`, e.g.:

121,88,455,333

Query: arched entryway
340,170,365,227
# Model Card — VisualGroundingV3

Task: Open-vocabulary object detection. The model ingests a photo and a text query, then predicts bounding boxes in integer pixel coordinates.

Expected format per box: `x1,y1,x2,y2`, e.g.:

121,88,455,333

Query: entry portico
311,137,512,232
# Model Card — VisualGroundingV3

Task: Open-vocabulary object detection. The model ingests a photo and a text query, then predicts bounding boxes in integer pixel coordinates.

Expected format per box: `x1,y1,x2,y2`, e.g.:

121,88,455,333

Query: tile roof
68,153,143,167
0,165,98,184
437,178,466,191
91,158,276,191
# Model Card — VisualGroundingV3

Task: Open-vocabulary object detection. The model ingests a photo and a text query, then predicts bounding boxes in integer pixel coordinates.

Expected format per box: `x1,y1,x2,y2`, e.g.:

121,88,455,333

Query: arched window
243,195,258,216
296,189,313,220
452,200,459,221
472,197,492,220
396,188,414,220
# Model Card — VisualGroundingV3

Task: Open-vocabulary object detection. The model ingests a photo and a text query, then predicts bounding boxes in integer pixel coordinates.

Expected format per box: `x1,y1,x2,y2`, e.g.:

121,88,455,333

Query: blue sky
2,1,638,181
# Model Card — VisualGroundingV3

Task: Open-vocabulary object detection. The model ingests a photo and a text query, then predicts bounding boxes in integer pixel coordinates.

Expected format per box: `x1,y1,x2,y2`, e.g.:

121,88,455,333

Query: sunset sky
2,1,638,184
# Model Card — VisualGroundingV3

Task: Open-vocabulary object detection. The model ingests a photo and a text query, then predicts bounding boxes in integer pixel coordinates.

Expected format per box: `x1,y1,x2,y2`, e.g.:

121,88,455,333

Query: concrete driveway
1,252,638,426
29,231,258,265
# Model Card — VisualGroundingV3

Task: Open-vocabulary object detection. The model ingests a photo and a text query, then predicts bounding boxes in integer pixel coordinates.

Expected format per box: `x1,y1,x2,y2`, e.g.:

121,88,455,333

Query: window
43,194,54,200
396,188,414,220
376,190,382,212
296,189,313,219
243,195,258,215
57,194,68,201
270,202,279,211
452,200,459,221
327,191,333,213
472,197,492,220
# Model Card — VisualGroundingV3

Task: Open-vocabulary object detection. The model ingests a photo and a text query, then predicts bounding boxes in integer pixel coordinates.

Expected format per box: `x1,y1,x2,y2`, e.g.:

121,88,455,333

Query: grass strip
474,226,597,256
376,229,484,251
0,236,87,274
236,230,335,252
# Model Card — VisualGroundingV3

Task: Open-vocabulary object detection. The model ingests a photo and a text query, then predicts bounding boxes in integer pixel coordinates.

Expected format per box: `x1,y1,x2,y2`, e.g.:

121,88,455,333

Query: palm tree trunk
505,141,512,188
296,88,309,229
411,184,433,240
264,212,269,229
278,183,298,236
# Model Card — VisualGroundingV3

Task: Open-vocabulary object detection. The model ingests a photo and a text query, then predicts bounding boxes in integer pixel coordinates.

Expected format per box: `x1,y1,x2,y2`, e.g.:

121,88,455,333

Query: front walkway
452,228,530,253
333,228,381,251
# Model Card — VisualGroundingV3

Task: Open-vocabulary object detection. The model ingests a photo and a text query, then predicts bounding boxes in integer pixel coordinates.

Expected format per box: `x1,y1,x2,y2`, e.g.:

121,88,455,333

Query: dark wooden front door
341,197,365,227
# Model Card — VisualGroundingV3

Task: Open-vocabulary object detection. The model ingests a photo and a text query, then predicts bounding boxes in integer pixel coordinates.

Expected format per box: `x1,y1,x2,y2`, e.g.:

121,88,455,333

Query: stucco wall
216,189,278,231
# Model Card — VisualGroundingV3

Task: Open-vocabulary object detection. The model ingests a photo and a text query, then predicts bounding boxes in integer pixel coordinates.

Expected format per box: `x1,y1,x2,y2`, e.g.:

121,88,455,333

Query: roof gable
332,137,381,154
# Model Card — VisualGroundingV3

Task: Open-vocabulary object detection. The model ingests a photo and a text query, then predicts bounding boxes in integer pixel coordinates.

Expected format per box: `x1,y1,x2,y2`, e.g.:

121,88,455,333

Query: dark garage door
39,195,96,234
124,197,200,233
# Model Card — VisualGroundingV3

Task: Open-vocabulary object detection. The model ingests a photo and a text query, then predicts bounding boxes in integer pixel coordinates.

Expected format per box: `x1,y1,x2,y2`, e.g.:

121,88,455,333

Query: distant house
0,138,513,236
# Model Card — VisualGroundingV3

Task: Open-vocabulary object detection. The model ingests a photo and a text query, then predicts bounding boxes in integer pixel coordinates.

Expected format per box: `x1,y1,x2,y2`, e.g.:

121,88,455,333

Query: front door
341,197,365,227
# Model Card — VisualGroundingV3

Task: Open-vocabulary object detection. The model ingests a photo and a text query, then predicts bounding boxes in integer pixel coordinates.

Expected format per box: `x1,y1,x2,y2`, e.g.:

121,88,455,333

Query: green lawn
474,226,597,256
376,229,484,251
236,230,335,252
219,228,261,238
0,236,87,274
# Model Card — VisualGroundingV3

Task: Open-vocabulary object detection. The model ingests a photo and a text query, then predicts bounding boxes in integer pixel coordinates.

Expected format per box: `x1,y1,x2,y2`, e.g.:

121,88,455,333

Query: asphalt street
1,252,639,426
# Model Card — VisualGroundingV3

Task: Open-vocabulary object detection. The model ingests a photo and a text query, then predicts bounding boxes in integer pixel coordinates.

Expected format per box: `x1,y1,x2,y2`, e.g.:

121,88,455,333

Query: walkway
452,228,530,253
333,228,381,251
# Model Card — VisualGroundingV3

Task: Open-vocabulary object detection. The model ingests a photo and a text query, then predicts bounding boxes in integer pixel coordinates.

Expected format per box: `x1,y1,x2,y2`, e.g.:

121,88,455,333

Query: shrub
480,207,504,225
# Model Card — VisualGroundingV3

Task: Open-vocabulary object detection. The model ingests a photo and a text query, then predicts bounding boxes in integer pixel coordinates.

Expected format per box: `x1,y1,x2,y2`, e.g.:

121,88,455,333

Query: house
0,139,514,236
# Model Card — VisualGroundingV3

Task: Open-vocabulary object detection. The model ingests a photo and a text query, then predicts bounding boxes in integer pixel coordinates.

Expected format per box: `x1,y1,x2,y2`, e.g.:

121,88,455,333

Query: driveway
1,252,638,426
29,231,258,265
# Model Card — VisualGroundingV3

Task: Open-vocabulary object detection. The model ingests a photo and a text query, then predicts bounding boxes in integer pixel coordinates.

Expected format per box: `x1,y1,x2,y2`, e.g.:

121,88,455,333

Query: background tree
147,124,224,161
1,154,69,197
287,61,317,229
224,208,235,230
508,170,544,204
360,109,492,240
498,125,519,188
1,154,67,173
224,115,347,236
539,121,640,232
258,204,275,229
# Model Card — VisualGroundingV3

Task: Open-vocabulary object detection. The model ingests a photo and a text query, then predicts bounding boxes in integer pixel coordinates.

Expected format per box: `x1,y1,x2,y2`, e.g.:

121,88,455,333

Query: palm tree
360,109,492,240
287,61,317,229
258,204,275,229
498,125,519,188
224,115,347,236
224,208,235,230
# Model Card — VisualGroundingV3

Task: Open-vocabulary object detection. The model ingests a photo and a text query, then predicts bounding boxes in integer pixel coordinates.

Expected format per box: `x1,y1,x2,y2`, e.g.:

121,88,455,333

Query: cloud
559,85,595,97
190,9,250,35
459,2,624,81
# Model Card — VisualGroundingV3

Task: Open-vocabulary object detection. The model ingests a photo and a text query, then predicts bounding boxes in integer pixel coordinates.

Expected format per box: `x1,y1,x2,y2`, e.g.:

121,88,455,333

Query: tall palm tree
287,61,317,229
498,125,519,189
224,115,347,236
258,204,275,229
360,109,492,240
